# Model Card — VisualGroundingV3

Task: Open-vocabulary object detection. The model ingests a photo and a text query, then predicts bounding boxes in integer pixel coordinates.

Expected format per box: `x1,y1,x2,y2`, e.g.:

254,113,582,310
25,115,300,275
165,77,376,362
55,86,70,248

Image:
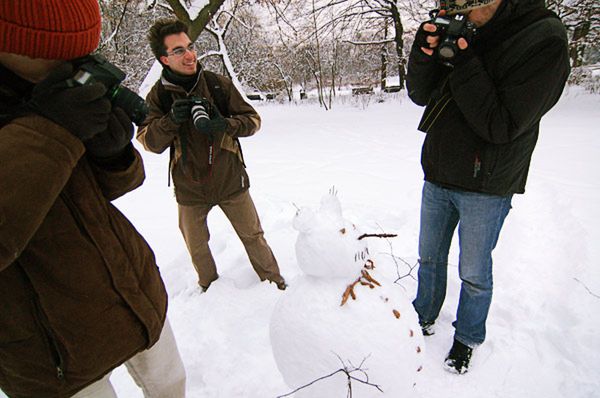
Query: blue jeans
413,182,512,347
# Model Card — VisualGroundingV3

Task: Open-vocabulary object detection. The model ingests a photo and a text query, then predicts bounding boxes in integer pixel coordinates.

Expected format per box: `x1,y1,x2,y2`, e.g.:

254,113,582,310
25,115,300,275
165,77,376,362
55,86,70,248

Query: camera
70,54,149,125
189,97,212,130
430,11,476,64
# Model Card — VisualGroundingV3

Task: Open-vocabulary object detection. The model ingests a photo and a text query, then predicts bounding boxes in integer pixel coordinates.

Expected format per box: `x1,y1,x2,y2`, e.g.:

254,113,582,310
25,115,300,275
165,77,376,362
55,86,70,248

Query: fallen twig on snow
574,277,600,299
276,354,383,398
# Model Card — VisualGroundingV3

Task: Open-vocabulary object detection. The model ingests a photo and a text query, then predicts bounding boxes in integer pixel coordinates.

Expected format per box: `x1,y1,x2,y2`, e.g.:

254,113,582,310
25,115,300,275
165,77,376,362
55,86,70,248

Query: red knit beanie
0,0,102,60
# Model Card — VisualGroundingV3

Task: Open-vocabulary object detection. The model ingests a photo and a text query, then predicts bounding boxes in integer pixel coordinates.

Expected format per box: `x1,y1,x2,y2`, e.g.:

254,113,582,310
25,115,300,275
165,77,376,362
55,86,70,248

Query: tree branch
574,277,600,299
276,354,383,398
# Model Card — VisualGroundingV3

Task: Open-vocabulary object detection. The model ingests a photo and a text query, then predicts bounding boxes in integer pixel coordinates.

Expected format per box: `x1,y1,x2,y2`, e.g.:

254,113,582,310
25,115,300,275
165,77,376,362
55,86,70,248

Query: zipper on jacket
60,192,100,247
473,153,482,178
32,299,66,380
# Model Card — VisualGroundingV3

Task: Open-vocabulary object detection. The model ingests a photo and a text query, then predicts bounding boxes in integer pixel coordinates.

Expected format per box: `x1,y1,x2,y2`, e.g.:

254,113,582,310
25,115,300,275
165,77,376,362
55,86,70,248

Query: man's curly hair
147,18,189,61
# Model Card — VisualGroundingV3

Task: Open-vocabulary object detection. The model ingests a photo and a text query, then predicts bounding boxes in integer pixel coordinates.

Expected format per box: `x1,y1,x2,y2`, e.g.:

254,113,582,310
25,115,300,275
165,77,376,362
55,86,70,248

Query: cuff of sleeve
89,143,136,171
158,114,182,136
12,115,86,162
223,118,237,137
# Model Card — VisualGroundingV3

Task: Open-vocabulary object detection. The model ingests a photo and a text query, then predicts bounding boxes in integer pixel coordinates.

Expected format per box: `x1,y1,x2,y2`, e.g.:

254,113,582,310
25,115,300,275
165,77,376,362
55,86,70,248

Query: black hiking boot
444,339,473,374
419,321,435,336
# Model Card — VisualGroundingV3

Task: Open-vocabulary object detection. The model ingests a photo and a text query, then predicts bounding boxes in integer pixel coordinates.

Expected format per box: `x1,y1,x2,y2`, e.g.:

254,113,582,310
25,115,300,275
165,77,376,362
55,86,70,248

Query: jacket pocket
32,299,66,381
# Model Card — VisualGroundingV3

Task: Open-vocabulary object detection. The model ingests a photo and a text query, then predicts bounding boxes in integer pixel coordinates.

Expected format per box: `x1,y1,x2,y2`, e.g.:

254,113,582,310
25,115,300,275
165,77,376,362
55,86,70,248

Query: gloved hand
414,21,440,55
169,98,193,124
85,107,134,160
194,104,228,136
28,63,111,140
441,39,475,68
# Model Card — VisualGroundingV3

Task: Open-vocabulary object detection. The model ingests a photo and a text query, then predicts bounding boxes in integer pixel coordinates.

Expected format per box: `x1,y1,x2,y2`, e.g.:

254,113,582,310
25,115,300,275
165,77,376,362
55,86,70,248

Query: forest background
98,0,600,104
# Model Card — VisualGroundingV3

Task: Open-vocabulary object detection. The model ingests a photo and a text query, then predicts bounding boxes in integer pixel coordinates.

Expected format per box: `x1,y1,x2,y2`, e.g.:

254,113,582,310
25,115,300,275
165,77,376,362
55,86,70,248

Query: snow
106,86,599,397
292,193,369,278
3,87,598,398
271,193,424,397
271,276,424,398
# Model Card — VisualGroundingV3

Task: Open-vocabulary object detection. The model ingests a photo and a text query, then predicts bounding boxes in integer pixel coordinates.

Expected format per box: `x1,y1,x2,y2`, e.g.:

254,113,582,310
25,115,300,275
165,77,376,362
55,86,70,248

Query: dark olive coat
137,67,261,206
0,77,166,398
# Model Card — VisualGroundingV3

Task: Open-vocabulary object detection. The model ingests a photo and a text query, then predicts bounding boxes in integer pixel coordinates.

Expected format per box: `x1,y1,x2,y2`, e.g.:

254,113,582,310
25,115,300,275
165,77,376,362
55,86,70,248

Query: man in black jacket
407,0,569,374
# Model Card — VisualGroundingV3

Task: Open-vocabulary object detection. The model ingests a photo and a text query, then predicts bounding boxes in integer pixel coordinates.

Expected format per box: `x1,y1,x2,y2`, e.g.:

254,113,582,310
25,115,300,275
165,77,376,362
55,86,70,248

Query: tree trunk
166,0,226,41
381,20,389,90
570,19,591,67
389,2,406,89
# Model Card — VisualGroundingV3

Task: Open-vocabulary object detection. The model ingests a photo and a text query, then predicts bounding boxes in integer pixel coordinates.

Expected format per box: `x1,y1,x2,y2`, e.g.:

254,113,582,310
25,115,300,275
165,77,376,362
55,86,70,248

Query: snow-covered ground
104,87,600,397
3,88,597,398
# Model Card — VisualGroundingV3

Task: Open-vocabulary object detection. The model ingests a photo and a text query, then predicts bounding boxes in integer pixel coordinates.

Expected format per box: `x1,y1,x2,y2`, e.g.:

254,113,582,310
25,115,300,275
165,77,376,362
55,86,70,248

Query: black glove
414,21,440,51
169,98,193,124
442,46,475,68
28,63,111,141
85,107,134,160
194,104,228,136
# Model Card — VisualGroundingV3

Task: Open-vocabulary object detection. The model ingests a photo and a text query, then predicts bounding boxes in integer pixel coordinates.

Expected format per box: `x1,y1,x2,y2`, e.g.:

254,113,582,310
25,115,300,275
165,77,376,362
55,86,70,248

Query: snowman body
270,194,424,397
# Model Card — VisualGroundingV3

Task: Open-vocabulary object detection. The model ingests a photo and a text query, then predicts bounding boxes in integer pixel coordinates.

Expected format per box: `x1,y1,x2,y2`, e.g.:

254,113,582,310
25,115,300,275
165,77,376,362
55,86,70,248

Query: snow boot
271,278,287,291
420,321,435,336
444,339,472,374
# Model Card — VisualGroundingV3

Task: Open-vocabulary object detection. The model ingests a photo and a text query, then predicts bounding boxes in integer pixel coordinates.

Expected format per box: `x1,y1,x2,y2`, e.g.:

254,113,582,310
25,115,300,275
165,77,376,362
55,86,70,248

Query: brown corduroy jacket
137,68,261,206
0,115,167,398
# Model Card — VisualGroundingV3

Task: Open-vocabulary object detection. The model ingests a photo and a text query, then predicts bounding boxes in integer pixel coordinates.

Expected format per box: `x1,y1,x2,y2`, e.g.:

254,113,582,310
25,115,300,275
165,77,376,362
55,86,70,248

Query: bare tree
166,0,227,40
547,0,600,67
307,0,412,89
99,0,173,89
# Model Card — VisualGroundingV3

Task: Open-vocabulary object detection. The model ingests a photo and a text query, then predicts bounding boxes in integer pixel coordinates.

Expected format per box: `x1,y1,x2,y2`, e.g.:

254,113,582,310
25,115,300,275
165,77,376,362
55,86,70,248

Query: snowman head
293,191,369,278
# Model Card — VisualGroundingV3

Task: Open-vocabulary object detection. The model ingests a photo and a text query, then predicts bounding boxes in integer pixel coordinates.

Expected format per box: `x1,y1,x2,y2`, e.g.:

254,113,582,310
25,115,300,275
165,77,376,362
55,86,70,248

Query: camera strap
157,70,242,186
203,71,247,169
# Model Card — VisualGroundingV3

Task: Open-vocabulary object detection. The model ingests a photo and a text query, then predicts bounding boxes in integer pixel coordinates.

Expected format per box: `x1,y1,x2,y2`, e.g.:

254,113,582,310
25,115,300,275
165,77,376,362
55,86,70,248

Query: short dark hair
147,18,189,60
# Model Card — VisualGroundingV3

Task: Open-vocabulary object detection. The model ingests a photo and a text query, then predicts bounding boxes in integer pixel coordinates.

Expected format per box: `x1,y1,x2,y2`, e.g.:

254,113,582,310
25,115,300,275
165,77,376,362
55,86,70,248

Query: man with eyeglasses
138,19,287,293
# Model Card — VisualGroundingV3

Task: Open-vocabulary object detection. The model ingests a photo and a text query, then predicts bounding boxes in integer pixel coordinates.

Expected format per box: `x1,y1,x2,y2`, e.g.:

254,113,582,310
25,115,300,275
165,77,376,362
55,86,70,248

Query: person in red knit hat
0,1,186,397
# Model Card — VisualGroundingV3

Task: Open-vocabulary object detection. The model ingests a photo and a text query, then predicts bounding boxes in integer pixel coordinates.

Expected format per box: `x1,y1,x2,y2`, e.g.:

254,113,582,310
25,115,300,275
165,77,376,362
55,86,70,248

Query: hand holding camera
167,96,228,136
85,107,134,160
190,98,228,136
29,63,112,141
415,22,441,56
169,99,194,124
417,10,476,67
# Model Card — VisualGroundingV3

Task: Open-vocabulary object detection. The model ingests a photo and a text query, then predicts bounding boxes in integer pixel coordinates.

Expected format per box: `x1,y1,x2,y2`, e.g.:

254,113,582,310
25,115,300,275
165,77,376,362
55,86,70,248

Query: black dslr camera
429,10,476,65
70,54,149,125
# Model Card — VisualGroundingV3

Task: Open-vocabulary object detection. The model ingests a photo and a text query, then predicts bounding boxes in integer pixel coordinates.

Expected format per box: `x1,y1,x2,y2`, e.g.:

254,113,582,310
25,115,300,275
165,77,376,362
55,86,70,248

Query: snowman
270,191,425,398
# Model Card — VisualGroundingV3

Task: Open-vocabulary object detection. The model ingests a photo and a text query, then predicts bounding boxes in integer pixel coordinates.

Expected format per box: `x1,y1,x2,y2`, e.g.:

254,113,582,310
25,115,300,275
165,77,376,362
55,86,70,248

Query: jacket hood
474,0,548,47
486,0,547,26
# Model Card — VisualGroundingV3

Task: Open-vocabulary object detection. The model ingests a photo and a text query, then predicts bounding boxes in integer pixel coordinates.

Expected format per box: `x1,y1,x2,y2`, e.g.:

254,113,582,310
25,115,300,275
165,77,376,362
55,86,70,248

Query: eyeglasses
166,43,197,57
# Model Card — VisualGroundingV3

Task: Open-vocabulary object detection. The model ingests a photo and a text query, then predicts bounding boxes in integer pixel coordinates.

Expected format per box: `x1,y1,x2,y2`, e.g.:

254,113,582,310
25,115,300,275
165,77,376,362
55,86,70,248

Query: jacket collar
160,62,203,94
0,64,34,126
473,0,547,50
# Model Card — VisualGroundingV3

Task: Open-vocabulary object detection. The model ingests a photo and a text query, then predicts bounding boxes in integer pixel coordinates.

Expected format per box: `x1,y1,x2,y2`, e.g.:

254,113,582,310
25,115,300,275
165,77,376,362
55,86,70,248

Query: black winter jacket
407,0,570,195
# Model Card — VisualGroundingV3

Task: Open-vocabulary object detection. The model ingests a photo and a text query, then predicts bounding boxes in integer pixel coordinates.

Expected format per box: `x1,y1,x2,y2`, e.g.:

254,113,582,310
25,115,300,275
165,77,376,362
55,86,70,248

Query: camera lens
110,86,149,125
191,102,210,130
439,44,457,60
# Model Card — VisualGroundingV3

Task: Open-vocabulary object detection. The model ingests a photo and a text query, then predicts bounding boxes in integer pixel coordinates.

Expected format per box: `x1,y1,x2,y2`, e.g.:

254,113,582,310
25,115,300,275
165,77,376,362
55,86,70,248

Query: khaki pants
71,319,186,398
178,189,282,288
